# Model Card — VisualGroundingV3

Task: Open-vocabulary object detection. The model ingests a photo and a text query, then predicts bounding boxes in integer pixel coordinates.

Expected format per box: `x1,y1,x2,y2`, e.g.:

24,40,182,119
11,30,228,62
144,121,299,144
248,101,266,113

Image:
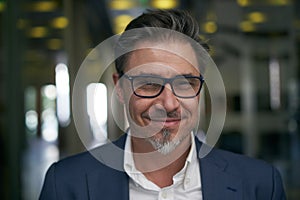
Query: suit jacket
39,134,286,200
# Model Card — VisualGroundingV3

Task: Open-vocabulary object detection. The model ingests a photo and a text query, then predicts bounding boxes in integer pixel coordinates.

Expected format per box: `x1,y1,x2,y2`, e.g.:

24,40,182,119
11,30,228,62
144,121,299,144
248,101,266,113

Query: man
40,9,286,199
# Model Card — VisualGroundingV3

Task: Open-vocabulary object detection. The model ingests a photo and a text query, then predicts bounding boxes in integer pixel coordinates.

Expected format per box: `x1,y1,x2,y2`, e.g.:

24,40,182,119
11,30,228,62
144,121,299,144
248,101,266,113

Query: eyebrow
132,72,199,77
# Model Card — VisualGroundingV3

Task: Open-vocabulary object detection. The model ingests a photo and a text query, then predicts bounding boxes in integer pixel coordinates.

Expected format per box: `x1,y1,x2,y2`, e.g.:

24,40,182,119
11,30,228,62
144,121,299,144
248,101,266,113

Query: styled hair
115,9,209,75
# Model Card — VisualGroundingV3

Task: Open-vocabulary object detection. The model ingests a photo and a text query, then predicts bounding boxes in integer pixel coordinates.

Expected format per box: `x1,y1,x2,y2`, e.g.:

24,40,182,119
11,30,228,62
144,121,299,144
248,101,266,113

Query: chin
146,129,189,155
146,136,180,155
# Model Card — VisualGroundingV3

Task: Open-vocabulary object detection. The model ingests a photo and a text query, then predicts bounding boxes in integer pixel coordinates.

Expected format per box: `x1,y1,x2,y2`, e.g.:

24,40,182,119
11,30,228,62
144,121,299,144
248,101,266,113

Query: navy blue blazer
39,134,286,199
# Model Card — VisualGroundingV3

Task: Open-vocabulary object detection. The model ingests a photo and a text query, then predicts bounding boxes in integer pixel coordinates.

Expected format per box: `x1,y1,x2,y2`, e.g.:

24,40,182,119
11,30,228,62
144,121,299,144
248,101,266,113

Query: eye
174,78,191,87
134,77,162,90
174,77,200,89
186,78,199,86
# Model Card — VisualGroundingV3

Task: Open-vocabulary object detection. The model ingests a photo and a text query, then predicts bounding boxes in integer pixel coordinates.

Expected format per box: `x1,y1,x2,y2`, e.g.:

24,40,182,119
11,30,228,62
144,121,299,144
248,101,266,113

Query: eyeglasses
122,74,204,98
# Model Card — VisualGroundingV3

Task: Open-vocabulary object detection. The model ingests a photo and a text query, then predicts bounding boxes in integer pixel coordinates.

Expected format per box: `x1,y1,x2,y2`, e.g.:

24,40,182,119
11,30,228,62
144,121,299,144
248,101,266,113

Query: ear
112,73,125,104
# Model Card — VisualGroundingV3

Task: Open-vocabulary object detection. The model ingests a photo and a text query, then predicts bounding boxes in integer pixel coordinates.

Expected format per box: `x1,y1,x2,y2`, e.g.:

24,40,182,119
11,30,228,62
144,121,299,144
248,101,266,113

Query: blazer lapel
196,140,243,200
86,134,130,200
85,134,243,200
86,168,129,200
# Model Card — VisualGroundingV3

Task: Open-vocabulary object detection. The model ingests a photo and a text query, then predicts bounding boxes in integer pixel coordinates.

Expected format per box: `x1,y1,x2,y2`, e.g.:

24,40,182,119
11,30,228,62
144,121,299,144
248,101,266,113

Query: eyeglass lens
132,76,202,98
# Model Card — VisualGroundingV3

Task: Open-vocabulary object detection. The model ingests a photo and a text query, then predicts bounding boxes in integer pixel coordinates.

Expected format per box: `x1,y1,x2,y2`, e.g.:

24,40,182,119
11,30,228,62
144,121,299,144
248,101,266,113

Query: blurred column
63,0,123,151
240,43,258,157
2,0,24,199
101,67,125,141
60,0,89,156
291,1,300,161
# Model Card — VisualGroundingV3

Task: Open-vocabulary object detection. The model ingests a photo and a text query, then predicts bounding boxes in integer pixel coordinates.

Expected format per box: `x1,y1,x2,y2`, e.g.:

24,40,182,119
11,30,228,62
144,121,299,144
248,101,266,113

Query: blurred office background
0,0,300,199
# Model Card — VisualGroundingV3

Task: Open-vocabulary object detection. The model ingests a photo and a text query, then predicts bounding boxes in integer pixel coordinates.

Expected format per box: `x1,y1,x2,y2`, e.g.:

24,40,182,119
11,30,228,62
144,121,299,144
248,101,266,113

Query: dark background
1,0,299,199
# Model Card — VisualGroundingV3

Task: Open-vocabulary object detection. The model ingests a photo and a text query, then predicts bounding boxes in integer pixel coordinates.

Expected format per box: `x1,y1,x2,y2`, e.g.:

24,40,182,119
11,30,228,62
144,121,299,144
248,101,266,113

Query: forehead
124,41,200,76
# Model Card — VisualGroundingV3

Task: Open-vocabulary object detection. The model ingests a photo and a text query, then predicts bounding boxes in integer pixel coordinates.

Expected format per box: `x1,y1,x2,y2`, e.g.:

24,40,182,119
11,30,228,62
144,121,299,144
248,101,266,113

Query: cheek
181,98,200,119
127,96,151,121
183,101,200,133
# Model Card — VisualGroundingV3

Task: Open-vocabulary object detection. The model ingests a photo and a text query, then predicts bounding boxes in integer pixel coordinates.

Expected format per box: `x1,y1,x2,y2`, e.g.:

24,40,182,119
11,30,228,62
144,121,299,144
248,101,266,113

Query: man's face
115,41,201,154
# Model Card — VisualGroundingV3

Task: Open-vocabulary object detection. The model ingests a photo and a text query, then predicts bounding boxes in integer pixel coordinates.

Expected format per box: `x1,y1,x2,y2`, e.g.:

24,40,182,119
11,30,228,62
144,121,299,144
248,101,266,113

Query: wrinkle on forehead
127,41,200,73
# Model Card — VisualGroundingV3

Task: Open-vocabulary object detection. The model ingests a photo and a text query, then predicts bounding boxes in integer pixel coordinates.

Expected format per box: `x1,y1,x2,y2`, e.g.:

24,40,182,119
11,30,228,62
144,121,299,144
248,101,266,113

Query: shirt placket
159,188,174,200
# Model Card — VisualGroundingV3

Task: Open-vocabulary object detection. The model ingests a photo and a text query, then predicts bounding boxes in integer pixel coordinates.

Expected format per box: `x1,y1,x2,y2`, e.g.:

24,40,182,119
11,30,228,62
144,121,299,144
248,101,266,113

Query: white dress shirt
124,131,202,200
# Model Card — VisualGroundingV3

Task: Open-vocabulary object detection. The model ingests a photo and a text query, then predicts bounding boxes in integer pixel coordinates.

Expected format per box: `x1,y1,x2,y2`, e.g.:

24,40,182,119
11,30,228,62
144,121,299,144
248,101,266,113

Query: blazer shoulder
210,148,285,192
53,134,127,174
40,142,127,200
210,148,275,173
200,147,286,199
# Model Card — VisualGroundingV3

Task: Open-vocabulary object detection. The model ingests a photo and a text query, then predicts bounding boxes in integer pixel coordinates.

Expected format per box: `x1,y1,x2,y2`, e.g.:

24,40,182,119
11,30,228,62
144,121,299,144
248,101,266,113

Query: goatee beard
146,129,180,155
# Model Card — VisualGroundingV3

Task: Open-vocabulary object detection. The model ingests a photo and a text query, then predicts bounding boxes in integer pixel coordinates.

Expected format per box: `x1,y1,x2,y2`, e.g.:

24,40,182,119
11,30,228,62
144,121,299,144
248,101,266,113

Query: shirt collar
182,133,201,190
124,130,160,190
123,130,201,190
123,130,138,174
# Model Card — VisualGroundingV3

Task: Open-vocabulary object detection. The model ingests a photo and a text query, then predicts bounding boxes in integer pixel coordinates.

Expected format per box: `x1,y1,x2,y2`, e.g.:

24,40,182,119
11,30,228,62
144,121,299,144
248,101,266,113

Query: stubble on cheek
126,98,161,138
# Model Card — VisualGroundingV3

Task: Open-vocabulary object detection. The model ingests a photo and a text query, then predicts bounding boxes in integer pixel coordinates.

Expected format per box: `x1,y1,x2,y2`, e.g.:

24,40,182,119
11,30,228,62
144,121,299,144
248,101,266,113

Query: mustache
142,110,182,119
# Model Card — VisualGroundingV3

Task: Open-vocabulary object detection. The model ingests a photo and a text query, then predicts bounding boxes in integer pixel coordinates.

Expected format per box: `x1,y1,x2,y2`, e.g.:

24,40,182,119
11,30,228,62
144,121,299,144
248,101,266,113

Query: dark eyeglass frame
121,73,204,98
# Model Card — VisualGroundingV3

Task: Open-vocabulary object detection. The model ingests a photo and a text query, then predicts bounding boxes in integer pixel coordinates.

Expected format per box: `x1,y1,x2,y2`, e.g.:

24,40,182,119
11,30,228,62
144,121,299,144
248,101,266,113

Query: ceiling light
113,15,133,34
51,17,68,29
202,21,218,34
109,0,137,10
26,1,57,12
268,0,290,6
238,0,291,6
151,0,178,9
0,2,6,12
28,26,48,38
247,12,266,23
237,0,250,7
239,21,256,32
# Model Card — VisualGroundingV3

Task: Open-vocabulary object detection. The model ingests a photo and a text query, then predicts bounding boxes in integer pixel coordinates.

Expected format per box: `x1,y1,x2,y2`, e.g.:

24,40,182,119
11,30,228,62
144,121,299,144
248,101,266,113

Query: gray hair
115,9,210,75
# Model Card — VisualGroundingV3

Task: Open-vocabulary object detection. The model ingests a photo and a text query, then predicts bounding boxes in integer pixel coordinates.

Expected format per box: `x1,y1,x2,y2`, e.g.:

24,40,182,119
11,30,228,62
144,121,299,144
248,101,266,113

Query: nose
156,83,180,112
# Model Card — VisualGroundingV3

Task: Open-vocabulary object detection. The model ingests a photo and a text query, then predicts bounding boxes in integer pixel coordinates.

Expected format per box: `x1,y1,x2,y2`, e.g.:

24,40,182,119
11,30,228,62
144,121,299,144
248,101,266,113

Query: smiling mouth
151,118,181,122
142,110,186,128
147,117,182,128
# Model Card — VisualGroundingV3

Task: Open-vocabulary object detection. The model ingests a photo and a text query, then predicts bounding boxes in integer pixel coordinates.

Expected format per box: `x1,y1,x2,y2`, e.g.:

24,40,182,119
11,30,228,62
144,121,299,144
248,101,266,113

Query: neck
144,147,190,188
130,134,191,187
